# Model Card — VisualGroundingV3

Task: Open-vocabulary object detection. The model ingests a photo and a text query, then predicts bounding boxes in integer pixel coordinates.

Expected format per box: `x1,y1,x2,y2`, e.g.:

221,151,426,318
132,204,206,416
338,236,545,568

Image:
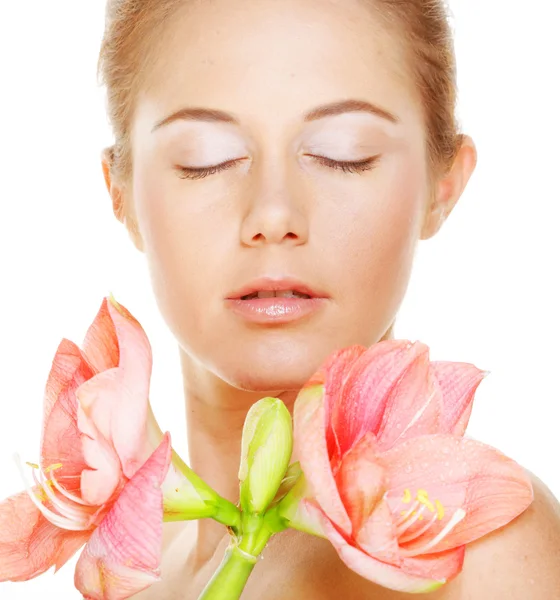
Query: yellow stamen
44,463,63,473
402,488,412,504
435,499,445,520
416,489,436,513
26,462,39,469
418,514,424,521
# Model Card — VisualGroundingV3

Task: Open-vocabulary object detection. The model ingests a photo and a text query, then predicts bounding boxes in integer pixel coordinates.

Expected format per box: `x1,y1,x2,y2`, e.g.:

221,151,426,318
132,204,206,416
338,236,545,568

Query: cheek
323,162,425,314
132,169,225,340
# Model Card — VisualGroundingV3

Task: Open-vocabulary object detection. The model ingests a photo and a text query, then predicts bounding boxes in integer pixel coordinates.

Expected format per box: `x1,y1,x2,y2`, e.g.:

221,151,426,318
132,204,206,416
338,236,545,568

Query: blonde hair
98,0,464,193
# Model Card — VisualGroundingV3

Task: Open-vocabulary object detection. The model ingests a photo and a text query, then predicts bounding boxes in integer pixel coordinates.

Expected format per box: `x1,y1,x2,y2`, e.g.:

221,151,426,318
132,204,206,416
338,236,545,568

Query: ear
100,147,144,252
420,135,478,240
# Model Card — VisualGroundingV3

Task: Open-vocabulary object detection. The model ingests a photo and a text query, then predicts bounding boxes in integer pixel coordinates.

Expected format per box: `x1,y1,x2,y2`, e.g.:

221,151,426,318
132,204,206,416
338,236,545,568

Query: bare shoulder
283,471,560,600
456,470,560,598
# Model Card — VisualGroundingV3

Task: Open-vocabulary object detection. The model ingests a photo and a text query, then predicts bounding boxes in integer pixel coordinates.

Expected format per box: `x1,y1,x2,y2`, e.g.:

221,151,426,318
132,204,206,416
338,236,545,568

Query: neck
180,323,395,567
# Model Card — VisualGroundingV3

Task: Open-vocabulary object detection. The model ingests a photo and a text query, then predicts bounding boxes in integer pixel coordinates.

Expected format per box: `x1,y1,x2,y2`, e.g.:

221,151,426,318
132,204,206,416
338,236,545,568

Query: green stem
197,525,273,600
197,545,258,600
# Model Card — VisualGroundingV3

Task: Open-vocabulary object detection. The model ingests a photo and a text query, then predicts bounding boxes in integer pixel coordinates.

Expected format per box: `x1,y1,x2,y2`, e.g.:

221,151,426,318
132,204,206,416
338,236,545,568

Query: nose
240,163,309,247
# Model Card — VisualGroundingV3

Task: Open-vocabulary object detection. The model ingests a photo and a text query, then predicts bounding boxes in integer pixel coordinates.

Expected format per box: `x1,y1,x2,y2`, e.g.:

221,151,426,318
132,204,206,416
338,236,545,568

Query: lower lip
225,297,327,324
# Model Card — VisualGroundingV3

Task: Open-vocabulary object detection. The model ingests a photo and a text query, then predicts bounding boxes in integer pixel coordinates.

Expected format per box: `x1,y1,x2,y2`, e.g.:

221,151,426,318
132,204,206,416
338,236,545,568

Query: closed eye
175,154,381,180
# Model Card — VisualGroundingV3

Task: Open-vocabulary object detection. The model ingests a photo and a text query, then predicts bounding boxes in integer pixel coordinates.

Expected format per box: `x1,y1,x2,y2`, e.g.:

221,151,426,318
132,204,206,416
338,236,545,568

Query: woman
97,0,560,597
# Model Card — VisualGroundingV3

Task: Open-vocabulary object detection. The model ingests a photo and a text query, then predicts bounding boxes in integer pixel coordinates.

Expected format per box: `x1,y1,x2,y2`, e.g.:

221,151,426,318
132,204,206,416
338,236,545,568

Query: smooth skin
101,0,560,597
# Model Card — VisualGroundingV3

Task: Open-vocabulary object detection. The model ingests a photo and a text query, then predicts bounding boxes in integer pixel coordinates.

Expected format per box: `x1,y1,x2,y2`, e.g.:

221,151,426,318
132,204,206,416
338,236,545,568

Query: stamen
396,504,426,537
44,463,63,473
435,499,445,520
416,489,435,513
402,488,412,504
400,508,467,557
32,469,89,523
396,499,420,527
14,454,90,531
49,470,90,506
399,511,438,544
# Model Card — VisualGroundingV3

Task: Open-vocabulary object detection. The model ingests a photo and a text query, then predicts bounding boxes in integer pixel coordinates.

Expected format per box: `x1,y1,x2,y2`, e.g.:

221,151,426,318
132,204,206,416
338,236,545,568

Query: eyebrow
151,98,400,132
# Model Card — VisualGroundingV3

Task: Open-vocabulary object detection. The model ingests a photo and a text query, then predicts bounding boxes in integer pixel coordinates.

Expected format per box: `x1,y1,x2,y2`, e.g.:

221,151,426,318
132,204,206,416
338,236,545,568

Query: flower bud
238,397,293,514
273,468,326,538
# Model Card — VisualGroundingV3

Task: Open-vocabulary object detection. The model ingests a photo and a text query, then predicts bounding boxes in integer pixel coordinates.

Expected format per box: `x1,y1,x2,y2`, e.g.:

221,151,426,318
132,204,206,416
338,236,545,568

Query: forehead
136,0,421,136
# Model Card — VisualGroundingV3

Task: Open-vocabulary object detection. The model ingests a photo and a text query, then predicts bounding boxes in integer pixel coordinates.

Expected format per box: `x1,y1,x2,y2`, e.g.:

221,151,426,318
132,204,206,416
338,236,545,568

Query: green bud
273,469,326,538
238,397,293,514
163,448,240,529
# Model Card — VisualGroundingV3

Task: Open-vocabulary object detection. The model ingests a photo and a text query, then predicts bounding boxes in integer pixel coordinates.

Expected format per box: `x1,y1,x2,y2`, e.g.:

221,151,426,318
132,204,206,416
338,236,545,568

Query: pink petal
74,432,172,600
77,401,122,507
81,298,120,373
332,340,428,456
40,339,93,483
375,350,442,450
334,432,387,533
304,345,366,464
354,499,401,564
400,546,465,581
0,489,90,582
380,434,534,554
307,501,447,593
77,297,153,479
293,384,352,535
430,361,488,436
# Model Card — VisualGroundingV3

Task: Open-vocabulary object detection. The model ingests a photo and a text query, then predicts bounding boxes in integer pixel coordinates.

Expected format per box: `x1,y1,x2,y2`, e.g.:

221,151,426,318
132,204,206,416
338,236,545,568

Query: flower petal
430,361,488,436
294,384,352,535
400,546,466,582
355,499,401,564
77,297,153,480
81,298,120,373
41,339,93,483
334,432,387,533
0,489,90,582
375,349,442,450
307,501,446,593
304,345,366,464
77,401,122,507
74,432,172,600
380,434,534,554
332,340,427,456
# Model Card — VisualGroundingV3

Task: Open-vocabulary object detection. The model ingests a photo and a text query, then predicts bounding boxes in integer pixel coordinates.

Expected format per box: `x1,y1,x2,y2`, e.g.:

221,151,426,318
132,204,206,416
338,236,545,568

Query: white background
0,0,558,597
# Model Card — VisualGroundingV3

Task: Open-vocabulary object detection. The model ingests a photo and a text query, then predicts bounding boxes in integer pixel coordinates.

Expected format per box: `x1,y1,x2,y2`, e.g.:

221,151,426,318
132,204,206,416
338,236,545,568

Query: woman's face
126,0,433,393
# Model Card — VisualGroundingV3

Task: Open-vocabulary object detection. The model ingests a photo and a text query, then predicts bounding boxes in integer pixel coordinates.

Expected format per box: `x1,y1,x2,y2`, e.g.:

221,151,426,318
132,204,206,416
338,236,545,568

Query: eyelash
175,154,380,180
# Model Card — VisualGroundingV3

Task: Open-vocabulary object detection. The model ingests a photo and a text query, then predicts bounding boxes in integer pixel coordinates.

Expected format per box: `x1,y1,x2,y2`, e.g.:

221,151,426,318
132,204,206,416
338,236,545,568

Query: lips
241,290,311,300
227,277,327,301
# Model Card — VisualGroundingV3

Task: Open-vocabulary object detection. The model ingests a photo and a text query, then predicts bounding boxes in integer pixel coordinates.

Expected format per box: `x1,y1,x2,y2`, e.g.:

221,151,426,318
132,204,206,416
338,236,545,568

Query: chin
215,340,328,393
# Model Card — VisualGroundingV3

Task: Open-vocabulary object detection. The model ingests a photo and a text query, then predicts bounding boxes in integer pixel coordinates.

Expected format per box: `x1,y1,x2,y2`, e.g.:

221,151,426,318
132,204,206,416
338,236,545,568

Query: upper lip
226,276,329,299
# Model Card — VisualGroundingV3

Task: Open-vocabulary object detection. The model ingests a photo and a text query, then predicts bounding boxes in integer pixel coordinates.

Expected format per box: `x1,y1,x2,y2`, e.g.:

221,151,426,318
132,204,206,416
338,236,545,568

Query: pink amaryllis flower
0,296,187,598
293,340,534,593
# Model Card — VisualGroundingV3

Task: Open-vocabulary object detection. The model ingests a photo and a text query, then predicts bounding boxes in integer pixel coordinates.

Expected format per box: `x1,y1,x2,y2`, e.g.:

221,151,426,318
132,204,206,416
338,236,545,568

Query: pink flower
0,296,173,598
293,340,534,593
